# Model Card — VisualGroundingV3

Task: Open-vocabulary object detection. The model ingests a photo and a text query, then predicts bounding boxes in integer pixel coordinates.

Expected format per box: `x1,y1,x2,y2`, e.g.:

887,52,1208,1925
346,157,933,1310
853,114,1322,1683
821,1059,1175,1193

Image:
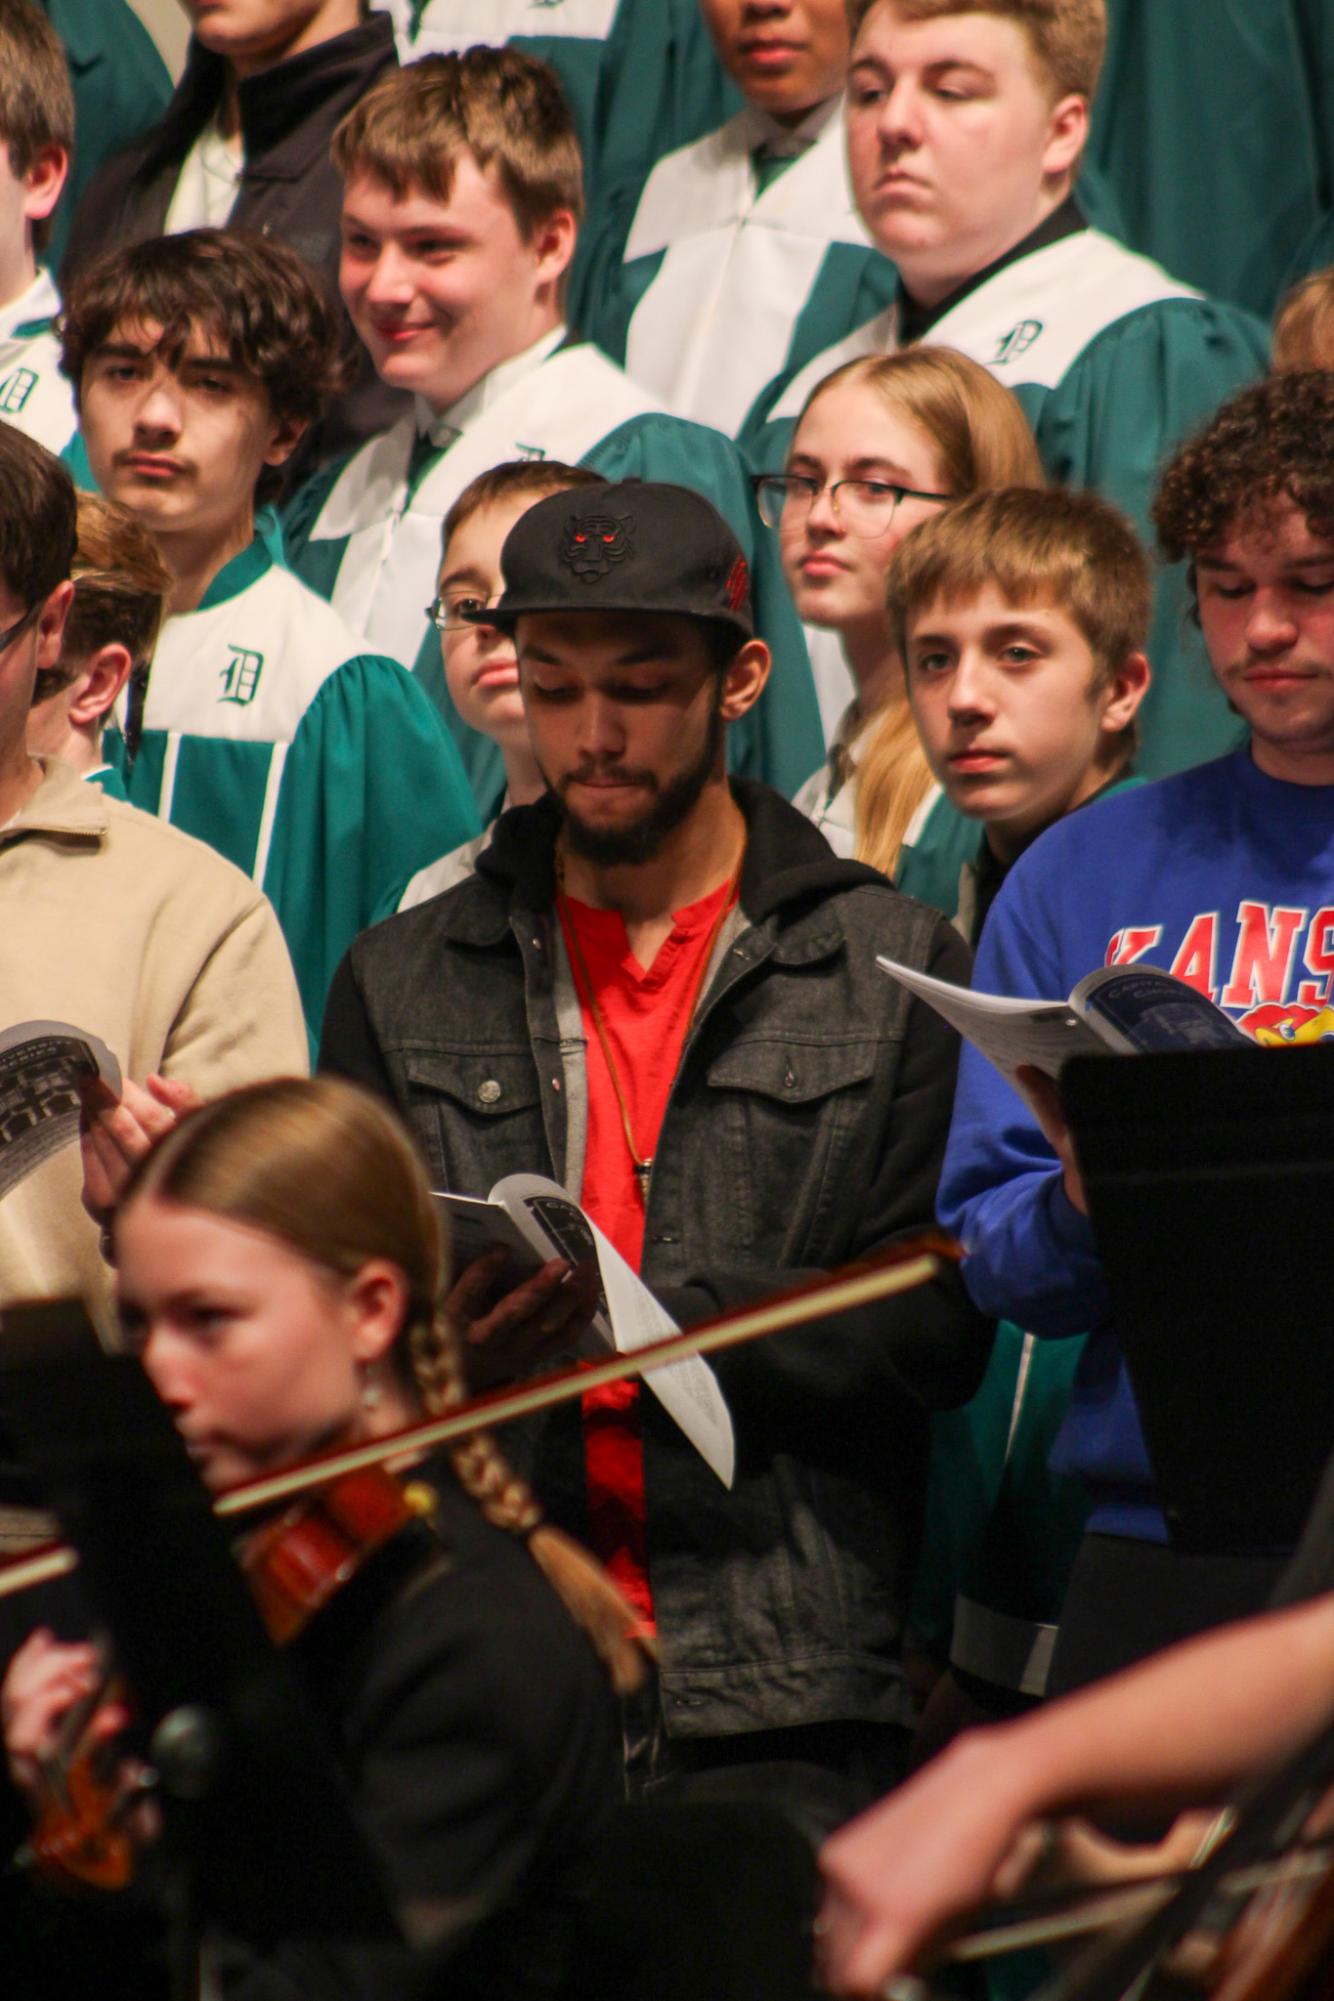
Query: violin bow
0,1231,956,1601
1009,1704,1334,2001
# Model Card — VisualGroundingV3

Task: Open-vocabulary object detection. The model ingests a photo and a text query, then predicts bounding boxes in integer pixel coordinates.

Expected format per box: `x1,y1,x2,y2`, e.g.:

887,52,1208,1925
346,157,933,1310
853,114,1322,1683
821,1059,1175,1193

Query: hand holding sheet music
435,1175,736,1487
876,957,1251,1092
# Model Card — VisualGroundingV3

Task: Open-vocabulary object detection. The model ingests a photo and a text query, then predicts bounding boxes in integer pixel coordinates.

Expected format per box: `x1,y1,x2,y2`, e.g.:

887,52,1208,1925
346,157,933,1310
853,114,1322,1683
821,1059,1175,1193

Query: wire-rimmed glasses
751,472,953,536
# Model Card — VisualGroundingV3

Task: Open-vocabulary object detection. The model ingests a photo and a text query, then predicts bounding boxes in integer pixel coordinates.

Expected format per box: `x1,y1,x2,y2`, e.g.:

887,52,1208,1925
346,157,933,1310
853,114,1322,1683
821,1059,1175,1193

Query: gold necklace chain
555,849,743,1200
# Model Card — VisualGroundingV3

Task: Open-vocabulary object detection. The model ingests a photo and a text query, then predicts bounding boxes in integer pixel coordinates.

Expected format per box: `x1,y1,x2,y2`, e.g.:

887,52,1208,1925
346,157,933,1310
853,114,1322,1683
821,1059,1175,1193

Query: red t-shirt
557,875,736,1631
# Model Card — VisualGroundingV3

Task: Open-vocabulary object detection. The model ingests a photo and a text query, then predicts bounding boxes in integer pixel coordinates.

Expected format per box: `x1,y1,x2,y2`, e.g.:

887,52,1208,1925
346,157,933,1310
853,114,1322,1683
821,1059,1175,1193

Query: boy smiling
283,46,822,811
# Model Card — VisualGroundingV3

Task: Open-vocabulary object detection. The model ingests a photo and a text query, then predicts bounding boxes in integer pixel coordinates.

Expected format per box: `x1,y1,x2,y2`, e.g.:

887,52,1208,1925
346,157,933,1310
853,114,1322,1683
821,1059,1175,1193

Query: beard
548,695,725,867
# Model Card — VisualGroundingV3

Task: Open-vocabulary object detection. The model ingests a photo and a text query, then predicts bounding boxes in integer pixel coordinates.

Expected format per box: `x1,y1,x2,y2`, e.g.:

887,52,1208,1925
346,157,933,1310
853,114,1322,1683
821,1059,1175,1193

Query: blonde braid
410,1303,542,1535
409,1303,652,1695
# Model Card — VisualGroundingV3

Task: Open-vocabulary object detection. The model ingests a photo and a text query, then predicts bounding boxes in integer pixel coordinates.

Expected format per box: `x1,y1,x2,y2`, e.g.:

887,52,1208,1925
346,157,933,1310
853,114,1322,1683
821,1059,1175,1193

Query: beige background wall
125,0,189,77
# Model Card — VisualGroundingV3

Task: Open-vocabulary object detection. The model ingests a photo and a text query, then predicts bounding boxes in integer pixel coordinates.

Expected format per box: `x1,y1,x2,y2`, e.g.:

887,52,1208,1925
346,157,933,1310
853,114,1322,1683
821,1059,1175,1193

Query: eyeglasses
425,591,501,633
0,600,40,655
751,472,953,536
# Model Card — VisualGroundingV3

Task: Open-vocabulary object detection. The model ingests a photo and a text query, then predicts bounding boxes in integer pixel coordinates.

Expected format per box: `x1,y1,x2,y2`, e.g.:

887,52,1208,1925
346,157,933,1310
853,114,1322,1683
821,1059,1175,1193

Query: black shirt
897,194,1086,348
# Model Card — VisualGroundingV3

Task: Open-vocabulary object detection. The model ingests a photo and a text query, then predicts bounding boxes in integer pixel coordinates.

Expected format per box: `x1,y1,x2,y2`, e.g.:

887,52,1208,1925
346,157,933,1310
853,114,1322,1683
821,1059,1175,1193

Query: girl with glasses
757,348,1042,904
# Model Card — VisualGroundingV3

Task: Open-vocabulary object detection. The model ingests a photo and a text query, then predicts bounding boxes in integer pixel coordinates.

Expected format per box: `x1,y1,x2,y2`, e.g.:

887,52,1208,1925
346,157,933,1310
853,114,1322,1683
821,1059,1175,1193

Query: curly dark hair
1153,373,1334,579
58,228,355,434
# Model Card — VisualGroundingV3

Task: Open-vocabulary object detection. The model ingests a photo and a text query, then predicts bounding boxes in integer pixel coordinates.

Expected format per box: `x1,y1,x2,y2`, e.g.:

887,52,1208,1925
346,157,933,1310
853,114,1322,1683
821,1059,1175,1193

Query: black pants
624,1689,909,1846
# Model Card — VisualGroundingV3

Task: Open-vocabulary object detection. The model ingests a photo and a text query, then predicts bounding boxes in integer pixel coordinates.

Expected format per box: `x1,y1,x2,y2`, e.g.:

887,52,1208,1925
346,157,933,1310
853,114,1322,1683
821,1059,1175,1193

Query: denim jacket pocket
701,1037,882,1260
401,1047,547,1194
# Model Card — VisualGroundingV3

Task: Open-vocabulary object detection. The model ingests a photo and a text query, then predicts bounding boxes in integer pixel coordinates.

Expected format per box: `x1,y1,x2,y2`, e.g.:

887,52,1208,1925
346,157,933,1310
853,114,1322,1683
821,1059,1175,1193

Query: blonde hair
794,348,1044,877
889,485,1150,668
118,1078,646,1693
1272,268,1334,373
62,493,170,670
846,0,1106,102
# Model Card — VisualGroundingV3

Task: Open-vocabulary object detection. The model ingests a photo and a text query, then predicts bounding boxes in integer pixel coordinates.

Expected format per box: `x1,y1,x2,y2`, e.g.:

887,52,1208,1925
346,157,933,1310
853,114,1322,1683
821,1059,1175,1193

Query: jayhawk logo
1240,1002,1334,1046
561,511,636,580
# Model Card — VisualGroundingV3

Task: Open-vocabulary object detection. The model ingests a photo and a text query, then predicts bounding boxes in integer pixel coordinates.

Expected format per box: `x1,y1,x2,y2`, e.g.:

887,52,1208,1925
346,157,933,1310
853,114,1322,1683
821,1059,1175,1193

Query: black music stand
1062,1044,1334,1553
0,1299,399,1994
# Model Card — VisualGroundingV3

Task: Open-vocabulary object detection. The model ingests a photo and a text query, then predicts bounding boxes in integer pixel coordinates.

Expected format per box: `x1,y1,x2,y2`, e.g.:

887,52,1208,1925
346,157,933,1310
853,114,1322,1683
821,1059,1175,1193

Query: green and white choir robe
575,95,899,441
794,704,977,918
105,518,480,1041
85,762,129,802
371,0,735,195
0,270,77,454
748,229,1270,781
283,332,825,812
908,1321,1090,1705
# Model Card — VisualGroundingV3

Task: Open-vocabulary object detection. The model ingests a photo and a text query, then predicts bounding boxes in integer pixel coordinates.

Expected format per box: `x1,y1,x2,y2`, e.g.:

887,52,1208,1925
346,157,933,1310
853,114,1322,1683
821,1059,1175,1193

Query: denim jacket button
477,1079,502,1104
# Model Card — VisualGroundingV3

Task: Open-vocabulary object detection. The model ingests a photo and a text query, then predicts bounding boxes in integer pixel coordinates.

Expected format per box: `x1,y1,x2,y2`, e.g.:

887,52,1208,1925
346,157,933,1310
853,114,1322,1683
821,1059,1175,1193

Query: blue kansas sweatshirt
938,749,1334,1540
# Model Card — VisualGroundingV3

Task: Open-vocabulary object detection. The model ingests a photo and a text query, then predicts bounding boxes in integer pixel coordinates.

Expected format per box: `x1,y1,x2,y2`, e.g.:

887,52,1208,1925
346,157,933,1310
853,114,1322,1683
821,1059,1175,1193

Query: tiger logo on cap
561,510,636,580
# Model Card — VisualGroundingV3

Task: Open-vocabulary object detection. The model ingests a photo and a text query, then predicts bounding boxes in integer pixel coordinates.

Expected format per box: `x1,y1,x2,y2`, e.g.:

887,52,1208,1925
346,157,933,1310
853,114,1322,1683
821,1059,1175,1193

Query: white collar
0,267,59,342
416,323,568,449
744,94,841,160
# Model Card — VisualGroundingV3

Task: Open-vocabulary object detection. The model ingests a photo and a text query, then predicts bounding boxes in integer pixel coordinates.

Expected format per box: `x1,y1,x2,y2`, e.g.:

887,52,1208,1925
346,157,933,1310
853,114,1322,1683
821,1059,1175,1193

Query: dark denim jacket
322,783,991,1737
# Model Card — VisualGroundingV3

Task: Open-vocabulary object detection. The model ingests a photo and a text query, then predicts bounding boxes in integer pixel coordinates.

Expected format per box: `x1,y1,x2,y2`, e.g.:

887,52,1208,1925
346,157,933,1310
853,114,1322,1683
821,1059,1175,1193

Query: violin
20,1462,436,1895
22,1641,141,1892
4,1236,952,1897
883,1719,1334,2001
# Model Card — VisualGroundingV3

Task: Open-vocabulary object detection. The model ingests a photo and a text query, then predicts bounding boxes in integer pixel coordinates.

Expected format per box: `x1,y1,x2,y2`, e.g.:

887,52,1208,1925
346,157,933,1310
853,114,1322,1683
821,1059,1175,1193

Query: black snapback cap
471,480,755,641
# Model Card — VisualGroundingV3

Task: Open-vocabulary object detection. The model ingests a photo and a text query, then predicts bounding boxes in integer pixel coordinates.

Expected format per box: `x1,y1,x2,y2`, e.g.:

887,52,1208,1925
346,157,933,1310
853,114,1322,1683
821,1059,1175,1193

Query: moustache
559,765,656,790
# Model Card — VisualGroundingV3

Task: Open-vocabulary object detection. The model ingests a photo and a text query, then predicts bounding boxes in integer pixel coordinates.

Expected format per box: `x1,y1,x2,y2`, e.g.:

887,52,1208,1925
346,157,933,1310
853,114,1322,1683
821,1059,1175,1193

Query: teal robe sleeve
1294,0,1334,220
43,0,172,274
1285,210,1334,292
263,655,480,1037
894,797,979,922
279,455,351,601
60,430,96,491
280,459,510,818
737,399,797,482
590,0,738,199
584,413,825,796
1087,0,1326,317
567,172,657,364
909,1325,1089,1678
1030,298,1269,780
